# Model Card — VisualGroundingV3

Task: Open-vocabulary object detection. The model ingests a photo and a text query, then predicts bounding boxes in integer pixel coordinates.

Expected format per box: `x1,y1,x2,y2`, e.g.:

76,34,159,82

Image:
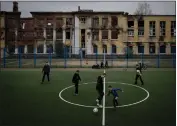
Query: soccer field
0,68,176,126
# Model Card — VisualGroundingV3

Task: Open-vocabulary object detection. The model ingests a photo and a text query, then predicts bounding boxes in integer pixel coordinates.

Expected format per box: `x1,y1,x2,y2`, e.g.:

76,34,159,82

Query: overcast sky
1,1,176,17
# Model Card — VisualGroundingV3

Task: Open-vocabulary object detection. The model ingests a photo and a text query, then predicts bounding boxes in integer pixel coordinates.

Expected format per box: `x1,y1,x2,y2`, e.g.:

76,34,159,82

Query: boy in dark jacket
41,62,50,84
72,70,81,95
96,73,106,107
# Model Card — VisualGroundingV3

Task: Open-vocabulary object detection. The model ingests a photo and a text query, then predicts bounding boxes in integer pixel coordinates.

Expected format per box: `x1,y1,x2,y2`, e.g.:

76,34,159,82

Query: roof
129,14,176,17
30,11,176,17
30,11,125,15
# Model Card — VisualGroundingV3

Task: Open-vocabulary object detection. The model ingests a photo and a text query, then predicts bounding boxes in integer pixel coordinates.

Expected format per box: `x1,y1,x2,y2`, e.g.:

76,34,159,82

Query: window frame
149,21,156,36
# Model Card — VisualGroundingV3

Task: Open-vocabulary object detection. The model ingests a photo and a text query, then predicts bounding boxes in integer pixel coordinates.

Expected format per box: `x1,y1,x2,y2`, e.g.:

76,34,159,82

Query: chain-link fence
0,46,176,68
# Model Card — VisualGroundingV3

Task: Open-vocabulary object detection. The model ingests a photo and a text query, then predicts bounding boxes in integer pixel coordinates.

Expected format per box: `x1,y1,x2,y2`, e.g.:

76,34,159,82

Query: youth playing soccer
107,85,124,108
134,63,144,85
41,62,50,84
96,73,106,108
72,70,81,95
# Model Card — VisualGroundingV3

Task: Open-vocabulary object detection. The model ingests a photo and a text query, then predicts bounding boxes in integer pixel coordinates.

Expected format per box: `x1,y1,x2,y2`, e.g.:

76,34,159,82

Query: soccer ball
93,108,98,113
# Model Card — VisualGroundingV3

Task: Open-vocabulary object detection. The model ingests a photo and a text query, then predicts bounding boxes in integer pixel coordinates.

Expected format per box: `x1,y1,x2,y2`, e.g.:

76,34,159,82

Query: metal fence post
64,46,66,68
80,48,82,68
96,50,98,64
34,48,36,68
173,53,176,68
158,48,160,68
141,46,144,64
111,47,113,67
48,50,52,66
126,46,128,68
18,46,21,68
3,48,6,68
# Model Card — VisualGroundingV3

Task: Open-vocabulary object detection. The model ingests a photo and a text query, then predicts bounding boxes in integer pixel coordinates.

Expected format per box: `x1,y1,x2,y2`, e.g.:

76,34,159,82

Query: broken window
128,21,134,36
138,21,144,36
171,21,176,36
111,16,118,27
80,17,86,24
111,30,118,39
66,30,70,39
102,30,108,39
102,18,108,27
66,18,73,25
46,18,53,28
92,30,99,41
46,28,53,39
35,18,45,27
56,28,63,39
56,18,63,28
149,21,156,36
92,17,99,27
35,28,44,39
160,21,166,36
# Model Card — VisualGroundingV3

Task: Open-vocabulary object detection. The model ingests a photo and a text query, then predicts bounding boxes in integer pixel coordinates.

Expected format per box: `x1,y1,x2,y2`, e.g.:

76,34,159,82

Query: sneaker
74,93,78,96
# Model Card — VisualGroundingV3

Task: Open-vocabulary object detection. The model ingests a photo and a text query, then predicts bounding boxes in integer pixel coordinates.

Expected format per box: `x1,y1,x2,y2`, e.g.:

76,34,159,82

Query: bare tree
135,2,152,15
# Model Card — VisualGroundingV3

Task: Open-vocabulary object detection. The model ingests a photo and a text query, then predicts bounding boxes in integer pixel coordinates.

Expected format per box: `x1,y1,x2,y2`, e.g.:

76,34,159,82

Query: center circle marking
58,82,150,108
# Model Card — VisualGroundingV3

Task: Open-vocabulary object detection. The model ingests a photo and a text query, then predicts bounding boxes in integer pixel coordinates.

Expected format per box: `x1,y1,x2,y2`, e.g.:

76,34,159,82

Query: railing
0,47,176,68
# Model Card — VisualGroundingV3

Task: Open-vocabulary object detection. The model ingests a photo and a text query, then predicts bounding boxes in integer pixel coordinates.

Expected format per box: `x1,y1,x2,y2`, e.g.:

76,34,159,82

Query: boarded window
56,18,63,28
46,28,53,39
111,16,118,26
111,30,118,39
56,28,63,39
138,21,144,36
102,30,108,39
66,30,70,39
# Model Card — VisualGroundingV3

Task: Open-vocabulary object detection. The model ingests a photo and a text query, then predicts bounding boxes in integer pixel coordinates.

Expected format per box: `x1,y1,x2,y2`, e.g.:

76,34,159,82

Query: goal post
102,48,106,126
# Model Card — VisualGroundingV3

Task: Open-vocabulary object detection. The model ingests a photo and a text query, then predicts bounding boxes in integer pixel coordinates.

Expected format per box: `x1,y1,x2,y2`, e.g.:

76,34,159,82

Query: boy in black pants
41,62,50,84
134,64,144,85
96,73,106,108
72,70,81,95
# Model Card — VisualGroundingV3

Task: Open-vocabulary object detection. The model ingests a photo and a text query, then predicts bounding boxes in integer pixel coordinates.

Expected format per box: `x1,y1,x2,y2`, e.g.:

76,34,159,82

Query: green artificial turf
0,69,176,126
